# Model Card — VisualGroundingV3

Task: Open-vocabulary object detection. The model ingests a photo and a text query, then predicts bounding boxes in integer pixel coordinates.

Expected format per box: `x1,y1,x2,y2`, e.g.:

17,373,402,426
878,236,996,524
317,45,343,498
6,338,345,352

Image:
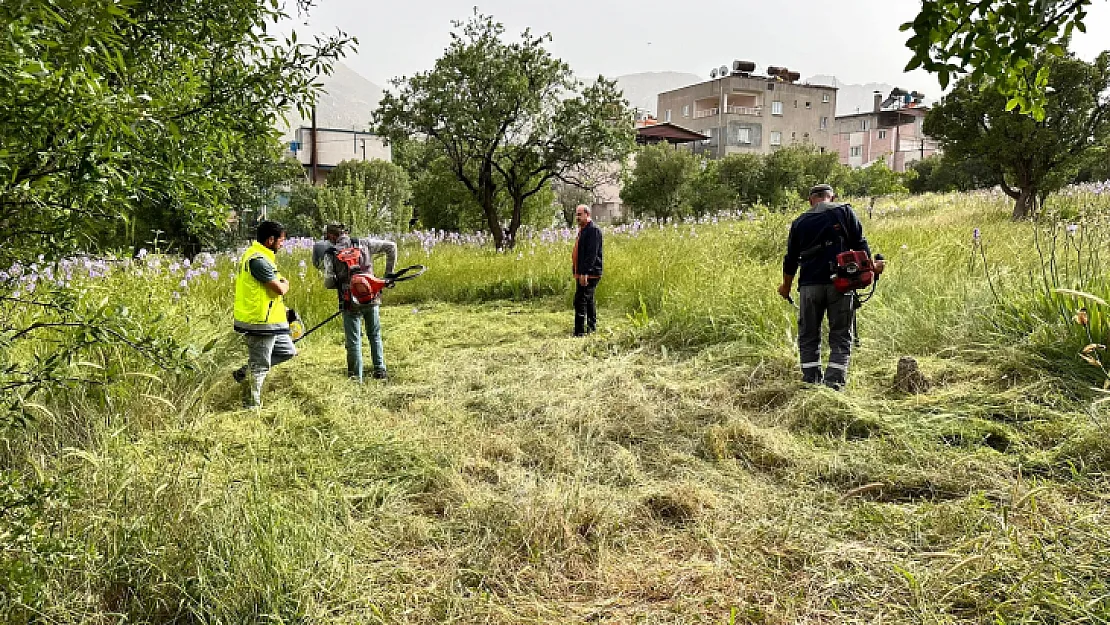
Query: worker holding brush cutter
231,221,298,408
778,184,884,390
322,223,398,382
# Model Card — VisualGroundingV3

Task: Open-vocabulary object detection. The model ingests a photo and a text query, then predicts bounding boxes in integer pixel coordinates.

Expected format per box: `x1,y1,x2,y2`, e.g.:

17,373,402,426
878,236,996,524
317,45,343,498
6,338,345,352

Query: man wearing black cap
778,184,884,389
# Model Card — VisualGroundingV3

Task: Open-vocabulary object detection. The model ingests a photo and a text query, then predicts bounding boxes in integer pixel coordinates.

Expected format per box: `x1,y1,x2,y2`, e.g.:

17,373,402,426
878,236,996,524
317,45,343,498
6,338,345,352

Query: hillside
611,71,702,115
279,61,385,136
273,66,931,131
806,74,934,115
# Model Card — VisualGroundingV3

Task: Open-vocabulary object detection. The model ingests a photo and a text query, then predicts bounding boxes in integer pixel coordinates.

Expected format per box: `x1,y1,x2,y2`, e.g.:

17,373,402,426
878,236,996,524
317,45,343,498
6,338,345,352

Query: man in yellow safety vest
231,220,297,408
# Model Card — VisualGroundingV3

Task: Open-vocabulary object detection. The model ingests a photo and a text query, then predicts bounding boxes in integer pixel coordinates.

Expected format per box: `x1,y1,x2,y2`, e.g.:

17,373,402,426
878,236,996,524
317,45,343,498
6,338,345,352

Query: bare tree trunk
1012,187,1036,220
478,164,504,249
506,197,524,250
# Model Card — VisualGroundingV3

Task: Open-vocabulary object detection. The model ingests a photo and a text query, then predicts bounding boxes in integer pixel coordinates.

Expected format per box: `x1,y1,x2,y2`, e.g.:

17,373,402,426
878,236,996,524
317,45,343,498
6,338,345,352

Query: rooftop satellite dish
719,65,729,76
710,68,718,79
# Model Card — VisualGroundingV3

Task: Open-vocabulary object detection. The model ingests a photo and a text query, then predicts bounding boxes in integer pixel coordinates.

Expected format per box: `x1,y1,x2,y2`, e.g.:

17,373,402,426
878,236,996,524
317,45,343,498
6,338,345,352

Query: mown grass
4,191,1110,623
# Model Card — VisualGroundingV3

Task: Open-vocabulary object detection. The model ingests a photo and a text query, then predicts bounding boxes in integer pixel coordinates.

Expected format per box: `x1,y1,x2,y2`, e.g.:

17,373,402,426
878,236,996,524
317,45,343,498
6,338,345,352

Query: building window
702,127,713,145
791,132,796,140
820,117,828,130
878,130,887,139
850,146,862,157
822,94,830,103
770,131,782,146
803,132,809,139
682,105,690,118
793,100,798,108
820,147,826,153
861,119,870,130
805,101,811,109
665,109,671,122
767,83,775,91
738,127,751,144
771,101,783,115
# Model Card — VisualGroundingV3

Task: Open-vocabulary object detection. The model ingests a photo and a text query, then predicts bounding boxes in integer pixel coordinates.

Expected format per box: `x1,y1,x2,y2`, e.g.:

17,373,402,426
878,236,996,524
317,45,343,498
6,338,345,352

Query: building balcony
727,105,762,116
695,105,763,119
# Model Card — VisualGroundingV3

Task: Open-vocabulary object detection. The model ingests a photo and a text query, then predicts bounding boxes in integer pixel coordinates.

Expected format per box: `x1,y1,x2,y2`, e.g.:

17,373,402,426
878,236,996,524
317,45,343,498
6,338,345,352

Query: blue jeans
342,305,385,381
242,333,297,407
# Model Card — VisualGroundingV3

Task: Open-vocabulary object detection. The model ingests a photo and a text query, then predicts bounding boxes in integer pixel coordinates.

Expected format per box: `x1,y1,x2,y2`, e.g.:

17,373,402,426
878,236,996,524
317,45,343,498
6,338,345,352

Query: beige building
832,90,940,172
656,62,837,158
288,127,391,184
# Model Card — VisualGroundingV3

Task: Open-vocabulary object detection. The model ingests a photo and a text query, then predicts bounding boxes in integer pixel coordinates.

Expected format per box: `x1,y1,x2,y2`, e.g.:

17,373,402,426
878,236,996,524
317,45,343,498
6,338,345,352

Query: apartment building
287,127,391,184
655,61,837,158
831,90,939,172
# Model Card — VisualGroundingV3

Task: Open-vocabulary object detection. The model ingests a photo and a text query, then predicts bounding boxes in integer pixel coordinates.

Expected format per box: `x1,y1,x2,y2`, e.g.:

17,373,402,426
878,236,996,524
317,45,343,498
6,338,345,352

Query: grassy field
5,191,1110,623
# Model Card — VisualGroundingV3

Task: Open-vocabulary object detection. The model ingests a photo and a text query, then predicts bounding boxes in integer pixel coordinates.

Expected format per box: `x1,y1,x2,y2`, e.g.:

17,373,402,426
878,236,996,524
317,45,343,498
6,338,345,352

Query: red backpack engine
333,245,388,306
832,250,875,294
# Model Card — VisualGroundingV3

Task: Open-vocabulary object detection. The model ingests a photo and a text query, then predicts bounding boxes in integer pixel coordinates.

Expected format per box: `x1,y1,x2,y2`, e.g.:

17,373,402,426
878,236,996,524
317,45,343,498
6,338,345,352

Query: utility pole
310,105,319,185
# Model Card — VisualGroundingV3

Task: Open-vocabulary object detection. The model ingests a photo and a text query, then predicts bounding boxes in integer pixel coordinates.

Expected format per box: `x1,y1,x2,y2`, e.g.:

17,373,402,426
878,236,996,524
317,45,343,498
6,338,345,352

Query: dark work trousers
574,277,601,335
797,284,855,387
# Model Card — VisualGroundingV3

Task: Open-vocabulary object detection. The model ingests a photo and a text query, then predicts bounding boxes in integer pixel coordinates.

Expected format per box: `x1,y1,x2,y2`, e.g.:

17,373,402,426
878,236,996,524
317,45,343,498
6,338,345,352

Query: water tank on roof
786,71,801,82
766,66,785,77
732,60,756,73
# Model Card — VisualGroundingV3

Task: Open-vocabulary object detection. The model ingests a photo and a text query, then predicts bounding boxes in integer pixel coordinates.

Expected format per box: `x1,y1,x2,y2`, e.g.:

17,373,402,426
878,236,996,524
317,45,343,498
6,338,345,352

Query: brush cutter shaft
293,266,427,344
292,310,343,344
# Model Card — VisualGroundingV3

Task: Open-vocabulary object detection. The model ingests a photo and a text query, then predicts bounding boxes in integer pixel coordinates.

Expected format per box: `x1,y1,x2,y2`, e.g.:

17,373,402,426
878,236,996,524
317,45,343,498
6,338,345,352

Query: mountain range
279,64,927,136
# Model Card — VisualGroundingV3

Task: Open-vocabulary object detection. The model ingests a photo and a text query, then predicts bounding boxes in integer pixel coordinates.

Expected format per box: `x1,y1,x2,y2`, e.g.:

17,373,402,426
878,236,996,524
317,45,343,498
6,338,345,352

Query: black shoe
371,369,388,380
802,371,823,385
823,376,846,391
232,366,247,384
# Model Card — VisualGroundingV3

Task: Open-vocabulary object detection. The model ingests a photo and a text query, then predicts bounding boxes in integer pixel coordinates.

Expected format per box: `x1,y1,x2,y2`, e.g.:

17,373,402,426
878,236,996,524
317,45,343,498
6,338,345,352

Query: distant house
831,90,940,172
656,60,838,159
286,127,391,185
582,122,709,223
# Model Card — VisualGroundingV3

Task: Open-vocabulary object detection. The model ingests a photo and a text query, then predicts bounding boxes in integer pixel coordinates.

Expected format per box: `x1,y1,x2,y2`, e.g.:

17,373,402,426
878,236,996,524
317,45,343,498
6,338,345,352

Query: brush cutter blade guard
385,265,427,285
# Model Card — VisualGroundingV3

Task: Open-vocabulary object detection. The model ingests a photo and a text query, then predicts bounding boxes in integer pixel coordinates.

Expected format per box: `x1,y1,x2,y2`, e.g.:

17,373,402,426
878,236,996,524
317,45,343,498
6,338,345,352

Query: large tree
902,0,1095,119
924,53,1110,219
1,0,352,425
0,0,352,262
375,11,635,249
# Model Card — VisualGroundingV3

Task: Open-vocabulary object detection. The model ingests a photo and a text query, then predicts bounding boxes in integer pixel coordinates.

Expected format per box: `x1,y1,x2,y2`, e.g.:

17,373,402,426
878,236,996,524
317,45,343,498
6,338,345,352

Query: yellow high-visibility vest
233,241,288,334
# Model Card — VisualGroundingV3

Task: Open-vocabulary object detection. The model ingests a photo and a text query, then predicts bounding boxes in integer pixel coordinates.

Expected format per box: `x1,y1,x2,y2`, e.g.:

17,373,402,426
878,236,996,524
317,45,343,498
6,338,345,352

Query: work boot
824,371,847,391
802,369,823,385
232,366,247,384
371,369,388,380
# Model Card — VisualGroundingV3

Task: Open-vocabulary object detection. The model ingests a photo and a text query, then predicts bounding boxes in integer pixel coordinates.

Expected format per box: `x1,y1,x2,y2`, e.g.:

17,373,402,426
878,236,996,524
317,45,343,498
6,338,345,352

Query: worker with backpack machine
322,223,399,382
777,184,885,390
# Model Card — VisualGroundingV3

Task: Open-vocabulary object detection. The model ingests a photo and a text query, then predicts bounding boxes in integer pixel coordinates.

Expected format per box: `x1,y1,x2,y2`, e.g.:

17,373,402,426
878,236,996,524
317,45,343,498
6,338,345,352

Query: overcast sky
288,0,1110,98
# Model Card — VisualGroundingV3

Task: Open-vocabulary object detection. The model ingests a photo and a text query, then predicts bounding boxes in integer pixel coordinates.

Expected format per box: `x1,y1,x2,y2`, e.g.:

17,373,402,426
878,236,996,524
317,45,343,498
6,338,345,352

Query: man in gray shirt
322,224,397,382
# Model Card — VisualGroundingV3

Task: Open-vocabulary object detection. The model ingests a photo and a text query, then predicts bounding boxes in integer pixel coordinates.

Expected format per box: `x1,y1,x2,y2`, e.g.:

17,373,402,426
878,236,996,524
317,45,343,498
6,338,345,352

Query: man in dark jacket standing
778,184,884,389
572,204,603,336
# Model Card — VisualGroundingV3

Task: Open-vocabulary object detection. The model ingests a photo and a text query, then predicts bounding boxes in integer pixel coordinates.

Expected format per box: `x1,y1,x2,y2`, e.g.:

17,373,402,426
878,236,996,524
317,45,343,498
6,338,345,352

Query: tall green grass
4,190,1110,623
